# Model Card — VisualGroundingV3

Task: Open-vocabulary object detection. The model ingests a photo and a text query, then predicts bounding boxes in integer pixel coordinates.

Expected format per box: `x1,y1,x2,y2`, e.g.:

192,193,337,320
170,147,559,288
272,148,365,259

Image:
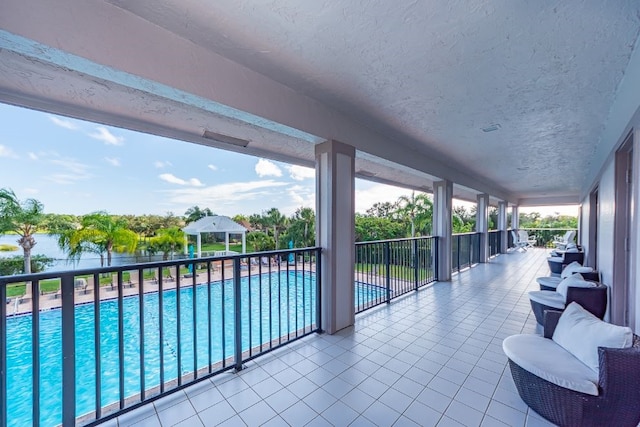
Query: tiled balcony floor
109,248,556,427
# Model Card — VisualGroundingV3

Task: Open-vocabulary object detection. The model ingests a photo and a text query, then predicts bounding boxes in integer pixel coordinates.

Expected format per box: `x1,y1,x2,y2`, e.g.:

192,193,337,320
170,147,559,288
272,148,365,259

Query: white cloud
23,188,39,195
154,160,172,169
163,180,288,208
49,116,79,130
354,182,414,213
89,126,124,146
208,164,218,171
28,152,38,160
287,165,315,181
0,145,17,158
284,184,315,214
159,173,204,187
105,157,121,167
255,159,282,177
45,153,92,184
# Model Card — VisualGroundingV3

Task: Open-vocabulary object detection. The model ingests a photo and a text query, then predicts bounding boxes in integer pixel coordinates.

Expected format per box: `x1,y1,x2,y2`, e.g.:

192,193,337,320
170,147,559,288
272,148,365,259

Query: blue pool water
5,272,384,426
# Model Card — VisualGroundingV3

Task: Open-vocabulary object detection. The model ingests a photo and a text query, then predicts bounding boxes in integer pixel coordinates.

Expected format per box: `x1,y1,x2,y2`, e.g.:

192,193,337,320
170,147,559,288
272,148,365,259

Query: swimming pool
4,272,384,426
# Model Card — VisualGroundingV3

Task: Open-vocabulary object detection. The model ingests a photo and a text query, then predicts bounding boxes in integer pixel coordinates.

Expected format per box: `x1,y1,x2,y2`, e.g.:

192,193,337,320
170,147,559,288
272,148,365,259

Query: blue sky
0,103,416,217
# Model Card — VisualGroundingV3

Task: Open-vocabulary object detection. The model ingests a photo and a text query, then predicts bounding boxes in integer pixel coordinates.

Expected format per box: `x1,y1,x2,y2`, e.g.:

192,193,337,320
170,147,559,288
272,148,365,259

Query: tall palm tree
397,191,433,237
264,207,288,249
0,188,45,294
58,211,138,267
149,227,185,260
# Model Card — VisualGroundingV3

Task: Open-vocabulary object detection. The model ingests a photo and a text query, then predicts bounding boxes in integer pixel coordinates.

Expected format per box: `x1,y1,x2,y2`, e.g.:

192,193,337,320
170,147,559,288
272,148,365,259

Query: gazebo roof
182,215,247,235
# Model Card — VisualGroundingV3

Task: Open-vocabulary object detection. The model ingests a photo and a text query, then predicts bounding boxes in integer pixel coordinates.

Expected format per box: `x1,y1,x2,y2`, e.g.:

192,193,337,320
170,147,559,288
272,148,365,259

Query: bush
0,255,54,276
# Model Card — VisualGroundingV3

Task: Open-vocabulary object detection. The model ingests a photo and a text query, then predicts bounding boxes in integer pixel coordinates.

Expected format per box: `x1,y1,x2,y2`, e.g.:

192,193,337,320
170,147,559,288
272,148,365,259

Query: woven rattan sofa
503,305,640,427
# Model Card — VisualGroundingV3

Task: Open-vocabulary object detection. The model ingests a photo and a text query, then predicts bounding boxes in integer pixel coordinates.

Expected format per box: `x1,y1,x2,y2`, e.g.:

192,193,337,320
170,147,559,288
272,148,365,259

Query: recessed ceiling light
482,124,501,132
517,167,529,171
202,130,250,147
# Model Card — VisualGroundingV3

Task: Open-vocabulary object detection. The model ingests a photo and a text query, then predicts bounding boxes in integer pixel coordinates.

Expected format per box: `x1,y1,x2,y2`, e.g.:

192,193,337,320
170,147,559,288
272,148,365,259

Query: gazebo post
184,235,188,255
242,232,246,254
225,232,230,252
196,233,202,258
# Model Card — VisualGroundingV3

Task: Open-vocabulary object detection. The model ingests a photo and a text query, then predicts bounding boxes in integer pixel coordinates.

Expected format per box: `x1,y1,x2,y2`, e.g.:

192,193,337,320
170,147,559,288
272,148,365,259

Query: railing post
433,237,439,281
457,236,461,273
384,242,391,304
315,248,322,333
61,274,76,427
0,282,6,427
413,238,419,291
233,258,243,372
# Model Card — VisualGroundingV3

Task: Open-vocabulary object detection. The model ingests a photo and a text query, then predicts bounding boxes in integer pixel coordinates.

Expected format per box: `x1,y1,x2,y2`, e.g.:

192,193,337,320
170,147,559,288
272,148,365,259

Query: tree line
0,187,577,275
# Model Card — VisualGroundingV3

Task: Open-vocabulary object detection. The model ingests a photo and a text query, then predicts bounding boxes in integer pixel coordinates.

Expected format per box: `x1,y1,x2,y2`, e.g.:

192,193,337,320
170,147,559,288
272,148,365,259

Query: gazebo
182,215,247,257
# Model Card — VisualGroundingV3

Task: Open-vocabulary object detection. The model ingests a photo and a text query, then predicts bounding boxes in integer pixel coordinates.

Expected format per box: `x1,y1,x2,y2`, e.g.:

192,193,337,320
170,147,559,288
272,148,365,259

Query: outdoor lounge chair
528,274,607,324
503,304,639,427
553,230,576,250
511,230,529,252
547,248,584,276
518,230,536,248
536,261,598,291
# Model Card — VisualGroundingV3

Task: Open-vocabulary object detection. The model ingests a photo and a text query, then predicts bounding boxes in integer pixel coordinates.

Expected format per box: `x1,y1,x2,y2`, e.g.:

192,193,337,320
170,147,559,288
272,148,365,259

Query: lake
0,233,168,272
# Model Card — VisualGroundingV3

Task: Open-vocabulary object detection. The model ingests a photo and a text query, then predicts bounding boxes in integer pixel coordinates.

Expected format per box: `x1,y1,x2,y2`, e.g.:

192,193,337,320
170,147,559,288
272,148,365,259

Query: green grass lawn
356,263,433,281
199,242,256,253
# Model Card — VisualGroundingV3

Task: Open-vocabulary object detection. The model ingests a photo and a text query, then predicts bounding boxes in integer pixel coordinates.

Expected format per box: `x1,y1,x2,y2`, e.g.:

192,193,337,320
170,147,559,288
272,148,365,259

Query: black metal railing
488,230,501,257
354,237,437,314
0,247,321,427
452,232,480,273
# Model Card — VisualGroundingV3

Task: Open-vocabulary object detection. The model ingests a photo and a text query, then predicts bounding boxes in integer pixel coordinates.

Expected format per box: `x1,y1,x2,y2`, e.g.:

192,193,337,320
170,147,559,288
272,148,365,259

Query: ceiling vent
357,170,377,178
202,130,250,147
482,124,501,132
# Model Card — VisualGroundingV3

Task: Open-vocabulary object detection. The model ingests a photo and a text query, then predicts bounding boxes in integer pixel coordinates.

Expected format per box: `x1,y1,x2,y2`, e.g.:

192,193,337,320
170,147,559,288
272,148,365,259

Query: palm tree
0,188,45,294
264,208,288,249
184,206,213,224
149,227,185,260
58,211,138,267
397,191,433,237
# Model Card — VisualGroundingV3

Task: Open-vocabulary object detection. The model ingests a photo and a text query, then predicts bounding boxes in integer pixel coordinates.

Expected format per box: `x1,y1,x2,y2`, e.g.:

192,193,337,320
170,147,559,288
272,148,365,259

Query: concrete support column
476,194,489,263
315,140,355,334
512,206,520,230
433,180,453,281
498,201,508,254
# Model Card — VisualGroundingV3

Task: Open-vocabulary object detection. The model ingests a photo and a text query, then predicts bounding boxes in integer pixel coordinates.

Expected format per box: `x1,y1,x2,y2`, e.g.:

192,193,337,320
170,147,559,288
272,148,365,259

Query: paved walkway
101,248,556,427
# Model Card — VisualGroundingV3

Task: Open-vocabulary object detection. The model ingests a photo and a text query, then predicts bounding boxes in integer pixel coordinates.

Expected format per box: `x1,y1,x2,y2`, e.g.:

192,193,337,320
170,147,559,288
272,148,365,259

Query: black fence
452,232,481,273
0,248,321,427
354,237,437,313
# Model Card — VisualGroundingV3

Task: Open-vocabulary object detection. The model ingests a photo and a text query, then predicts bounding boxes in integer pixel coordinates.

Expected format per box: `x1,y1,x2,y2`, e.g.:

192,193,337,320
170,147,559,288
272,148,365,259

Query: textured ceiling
1,0,640,204
104,0,640,202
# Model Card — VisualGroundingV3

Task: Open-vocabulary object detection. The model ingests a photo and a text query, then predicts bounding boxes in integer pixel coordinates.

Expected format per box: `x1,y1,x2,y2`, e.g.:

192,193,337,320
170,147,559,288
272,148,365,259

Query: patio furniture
511,230,529,252
528,274,607,324
547,248,584,276
518,230,536,249
553,230,576,250
503,303,639,427
536,261,598,291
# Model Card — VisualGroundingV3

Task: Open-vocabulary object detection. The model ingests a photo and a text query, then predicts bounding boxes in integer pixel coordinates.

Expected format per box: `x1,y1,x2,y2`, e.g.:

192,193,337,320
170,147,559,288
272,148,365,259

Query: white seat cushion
556,274,596,300
536,276,562,288
552,302,634,373
561,261,593,278
503,334,599,396
529,290,565,309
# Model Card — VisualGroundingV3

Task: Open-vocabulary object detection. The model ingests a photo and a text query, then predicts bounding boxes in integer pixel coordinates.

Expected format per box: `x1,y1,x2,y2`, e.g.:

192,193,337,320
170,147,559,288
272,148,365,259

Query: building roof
182,215,247,235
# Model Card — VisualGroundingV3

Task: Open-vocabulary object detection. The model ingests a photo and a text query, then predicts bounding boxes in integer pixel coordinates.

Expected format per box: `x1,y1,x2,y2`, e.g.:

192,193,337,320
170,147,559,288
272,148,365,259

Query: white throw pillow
555,274,594,300
552,302,634,373
561,261,593,279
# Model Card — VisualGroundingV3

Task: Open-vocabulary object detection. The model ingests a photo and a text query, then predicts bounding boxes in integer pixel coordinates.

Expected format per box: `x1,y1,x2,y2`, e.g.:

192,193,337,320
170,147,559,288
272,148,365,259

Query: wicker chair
547,251,584,275
529,282,607,324
506,310,640,427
